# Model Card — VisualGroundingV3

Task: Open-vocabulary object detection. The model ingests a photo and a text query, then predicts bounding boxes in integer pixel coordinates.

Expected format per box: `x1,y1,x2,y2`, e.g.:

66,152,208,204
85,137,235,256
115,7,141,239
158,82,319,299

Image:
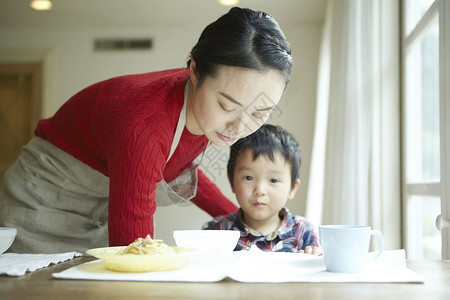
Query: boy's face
231,150,300,228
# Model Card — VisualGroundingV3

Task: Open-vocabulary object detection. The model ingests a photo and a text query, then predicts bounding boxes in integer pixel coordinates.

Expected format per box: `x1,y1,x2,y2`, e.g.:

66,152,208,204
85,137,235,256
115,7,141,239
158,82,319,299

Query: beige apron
0,137,110,254
0,81,200,253
154,80,199,207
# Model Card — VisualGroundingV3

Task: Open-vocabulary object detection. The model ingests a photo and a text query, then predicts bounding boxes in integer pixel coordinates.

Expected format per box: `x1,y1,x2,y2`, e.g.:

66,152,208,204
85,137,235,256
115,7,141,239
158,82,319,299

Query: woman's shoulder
107,68,189,128
68,68,189,108
106,68,189,86
99,69,190,152
83,68,189,103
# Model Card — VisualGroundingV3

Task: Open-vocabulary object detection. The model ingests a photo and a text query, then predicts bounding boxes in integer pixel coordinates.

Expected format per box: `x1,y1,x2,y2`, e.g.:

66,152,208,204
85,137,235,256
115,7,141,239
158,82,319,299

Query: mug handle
368,229,384,261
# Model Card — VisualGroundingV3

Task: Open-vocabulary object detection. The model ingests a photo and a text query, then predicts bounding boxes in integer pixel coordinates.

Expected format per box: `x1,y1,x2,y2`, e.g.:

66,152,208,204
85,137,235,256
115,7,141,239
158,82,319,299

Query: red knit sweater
35,68,237,246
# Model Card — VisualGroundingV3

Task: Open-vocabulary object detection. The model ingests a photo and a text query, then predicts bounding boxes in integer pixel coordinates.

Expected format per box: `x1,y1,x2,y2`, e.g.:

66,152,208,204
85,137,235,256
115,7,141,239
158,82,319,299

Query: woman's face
186,65,286,148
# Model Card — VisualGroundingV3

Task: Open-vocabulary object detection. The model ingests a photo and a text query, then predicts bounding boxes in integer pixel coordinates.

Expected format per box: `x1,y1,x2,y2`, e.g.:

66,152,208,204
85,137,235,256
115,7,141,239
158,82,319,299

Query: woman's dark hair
227,124,301,189
188,7,292,88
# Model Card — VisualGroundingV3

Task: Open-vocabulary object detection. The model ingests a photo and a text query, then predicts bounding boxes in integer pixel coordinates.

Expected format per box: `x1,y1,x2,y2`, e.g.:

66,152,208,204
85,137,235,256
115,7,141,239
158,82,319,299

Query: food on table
116,234,175,255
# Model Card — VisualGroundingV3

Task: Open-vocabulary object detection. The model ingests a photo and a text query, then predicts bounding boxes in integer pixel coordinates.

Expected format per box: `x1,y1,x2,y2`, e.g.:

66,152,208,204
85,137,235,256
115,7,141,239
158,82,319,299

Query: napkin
53,249,424,283
0,252,82,276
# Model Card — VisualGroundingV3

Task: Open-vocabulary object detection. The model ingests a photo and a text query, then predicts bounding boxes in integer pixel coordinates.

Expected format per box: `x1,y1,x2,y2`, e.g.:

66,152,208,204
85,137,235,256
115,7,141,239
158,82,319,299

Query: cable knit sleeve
192,169,238,217
107,120,169,247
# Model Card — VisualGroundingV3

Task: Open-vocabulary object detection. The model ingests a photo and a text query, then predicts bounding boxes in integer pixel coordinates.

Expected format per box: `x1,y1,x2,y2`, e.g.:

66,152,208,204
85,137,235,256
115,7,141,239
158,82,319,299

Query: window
402,0,450,259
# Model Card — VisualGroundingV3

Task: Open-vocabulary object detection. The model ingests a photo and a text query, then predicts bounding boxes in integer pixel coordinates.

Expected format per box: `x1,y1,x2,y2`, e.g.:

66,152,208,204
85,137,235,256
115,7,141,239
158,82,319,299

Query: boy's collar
238,208,287,241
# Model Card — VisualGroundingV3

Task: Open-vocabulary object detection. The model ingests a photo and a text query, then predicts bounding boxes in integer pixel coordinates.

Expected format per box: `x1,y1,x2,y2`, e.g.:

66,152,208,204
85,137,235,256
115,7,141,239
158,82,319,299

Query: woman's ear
189,55,198,87
287,179,300,200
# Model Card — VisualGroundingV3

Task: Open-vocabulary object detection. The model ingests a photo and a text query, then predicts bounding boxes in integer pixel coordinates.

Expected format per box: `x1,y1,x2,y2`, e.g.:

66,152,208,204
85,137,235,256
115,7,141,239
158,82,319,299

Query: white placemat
53,249,424,283
226,249,424,283
0,252,83,276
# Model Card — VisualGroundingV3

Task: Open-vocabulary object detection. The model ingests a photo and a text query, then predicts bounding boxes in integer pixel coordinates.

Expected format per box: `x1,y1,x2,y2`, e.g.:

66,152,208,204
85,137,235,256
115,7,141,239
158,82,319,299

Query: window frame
401,0,450,259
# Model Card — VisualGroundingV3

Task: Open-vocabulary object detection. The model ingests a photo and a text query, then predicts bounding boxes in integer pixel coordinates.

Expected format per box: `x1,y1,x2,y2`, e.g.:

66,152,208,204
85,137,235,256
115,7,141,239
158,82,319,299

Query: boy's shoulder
202,211,240,230
281,207,314,228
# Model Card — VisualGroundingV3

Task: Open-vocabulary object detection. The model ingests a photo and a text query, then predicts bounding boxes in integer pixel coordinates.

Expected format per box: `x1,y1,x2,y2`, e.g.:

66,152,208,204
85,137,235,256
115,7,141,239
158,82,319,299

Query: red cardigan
35,68,237,246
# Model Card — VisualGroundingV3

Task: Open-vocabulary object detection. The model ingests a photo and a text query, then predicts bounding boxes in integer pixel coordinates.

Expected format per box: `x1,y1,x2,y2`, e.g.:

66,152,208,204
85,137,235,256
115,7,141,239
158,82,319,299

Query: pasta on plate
86,235,196,272
116,234,175,255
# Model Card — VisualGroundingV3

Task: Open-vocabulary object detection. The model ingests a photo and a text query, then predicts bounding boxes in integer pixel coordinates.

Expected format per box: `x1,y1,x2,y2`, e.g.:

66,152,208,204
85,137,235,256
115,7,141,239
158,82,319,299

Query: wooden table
1,256,450,299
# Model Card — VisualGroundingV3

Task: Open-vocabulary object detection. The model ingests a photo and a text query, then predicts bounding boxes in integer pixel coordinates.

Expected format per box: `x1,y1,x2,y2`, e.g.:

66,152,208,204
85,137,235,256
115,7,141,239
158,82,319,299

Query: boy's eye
244,175,253,181
270,178,279,183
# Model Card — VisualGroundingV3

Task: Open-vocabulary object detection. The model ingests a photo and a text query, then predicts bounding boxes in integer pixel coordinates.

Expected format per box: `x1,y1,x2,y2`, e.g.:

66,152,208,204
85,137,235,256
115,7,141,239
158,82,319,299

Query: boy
202,124,320,254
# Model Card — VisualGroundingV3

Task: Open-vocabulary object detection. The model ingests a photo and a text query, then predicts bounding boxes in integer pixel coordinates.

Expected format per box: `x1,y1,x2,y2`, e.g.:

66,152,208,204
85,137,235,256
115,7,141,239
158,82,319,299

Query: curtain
306,0,401,249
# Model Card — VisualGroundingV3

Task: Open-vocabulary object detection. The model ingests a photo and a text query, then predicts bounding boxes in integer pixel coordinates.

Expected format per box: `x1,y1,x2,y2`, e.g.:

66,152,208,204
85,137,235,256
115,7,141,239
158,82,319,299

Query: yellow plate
86,246,197,272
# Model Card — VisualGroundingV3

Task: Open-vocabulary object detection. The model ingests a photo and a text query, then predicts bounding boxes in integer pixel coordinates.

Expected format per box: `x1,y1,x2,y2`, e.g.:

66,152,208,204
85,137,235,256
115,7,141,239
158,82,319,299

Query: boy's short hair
227,124,301,188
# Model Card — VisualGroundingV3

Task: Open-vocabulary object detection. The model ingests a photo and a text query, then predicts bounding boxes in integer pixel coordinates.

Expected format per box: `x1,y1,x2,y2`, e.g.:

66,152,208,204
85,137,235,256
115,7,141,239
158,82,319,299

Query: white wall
0,21,322,245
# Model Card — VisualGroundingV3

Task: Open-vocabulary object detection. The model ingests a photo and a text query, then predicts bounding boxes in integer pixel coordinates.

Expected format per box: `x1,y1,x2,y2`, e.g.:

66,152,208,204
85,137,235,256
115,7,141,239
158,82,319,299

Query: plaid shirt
202,207,318,252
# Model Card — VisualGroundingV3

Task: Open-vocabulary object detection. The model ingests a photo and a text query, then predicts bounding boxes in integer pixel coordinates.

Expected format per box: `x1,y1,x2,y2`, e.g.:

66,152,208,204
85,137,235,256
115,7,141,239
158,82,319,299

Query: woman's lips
217,131,236,143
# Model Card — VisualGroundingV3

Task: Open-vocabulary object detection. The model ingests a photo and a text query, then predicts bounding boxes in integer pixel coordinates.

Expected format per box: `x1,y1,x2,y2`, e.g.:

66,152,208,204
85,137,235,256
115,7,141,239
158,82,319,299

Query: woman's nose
226,115,247,138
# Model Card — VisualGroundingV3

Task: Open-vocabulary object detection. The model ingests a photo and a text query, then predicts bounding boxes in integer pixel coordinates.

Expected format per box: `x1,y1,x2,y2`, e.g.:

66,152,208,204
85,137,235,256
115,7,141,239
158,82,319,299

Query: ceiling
0,0,326,29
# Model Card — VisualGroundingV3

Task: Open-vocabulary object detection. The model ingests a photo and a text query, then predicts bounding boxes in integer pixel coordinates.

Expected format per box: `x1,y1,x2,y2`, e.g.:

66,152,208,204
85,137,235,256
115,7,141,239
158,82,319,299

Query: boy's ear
189,55,198,87
287,179,300,200
228,174,236,194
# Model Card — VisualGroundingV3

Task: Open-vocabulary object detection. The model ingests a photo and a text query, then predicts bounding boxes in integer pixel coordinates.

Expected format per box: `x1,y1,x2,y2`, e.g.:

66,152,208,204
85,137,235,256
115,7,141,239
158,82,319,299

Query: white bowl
173,230,240,253
0,227,17,254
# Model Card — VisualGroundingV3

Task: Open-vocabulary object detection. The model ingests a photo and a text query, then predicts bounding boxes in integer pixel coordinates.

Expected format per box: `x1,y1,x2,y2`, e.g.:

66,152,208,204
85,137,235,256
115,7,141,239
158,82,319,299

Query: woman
0,7,292,253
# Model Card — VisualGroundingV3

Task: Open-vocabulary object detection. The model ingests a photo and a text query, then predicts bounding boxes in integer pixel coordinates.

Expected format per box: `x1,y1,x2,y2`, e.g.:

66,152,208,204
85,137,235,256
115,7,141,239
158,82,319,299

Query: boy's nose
253,182,267,196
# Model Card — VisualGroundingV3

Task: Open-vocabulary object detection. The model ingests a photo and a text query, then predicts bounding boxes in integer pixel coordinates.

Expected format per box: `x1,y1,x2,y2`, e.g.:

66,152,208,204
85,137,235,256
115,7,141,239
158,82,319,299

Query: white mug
319,225,384,273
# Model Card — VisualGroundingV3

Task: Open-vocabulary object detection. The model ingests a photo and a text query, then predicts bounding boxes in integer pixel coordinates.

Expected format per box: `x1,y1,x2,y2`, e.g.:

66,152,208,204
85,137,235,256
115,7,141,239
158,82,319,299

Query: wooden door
0,63,42,185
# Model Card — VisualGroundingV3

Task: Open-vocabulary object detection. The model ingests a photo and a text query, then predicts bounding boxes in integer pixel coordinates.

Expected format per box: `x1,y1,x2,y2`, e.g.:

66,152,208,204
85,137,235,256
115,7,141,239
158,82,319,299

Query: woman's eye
252,112,269,119
270,178,279,183
244,176,253,181
219,102,235,113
